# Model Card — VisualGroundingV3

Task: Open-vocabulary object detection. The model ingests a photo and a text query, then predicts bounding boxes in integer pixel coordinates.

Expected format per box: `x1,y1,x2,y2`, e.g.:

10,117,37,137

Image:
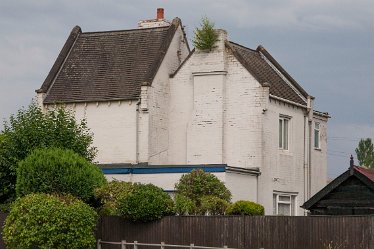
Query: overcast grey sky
1,0,373,177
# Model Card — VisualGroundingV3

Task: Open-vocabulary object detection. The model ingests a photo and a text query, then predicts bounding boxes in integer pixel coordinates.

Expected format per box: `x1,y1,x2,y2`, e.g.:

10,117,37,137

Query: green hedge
200,195,229,215
3,193,98,249
175,194,196,215
226,200,264,216
118,183,175,222
16,147,106,203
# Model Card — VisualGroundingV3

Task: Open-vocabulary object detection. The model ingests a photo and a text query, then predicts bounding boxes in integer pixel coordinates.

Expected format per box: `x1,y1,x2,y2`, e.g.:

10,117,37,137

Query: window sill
314,147,321,151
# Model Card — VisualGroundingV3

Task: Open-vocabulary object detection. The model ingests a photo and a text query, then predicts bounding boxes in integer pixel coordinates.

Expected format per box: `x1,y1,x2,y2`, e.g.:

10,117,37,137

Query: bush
95,180,133,215
175,169,231,214
3,193,98,249
175,194,196,215
175,169,231,203
0,102,96,203
200,195,229,215
226,200,264,216
16,147,107,203
118,183,175,222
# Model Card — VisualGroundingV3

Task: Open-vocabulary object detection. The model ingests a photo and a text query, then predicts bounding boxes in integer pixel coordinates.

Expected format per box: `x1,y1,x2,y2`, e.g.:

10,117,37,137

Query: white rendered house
36,9,329,215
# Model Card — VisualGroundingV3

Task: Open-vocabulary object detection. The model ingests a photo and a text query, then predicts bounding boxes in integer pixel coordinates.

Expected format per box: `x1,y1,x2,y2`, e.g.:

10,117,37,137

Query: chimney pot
157,8,164,20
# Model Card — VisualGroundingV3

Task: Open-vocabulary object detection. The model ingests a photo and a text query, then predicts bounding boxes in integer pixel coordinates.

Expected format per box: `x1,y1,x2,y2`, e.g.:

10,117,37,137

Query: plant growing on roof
193,17,219,51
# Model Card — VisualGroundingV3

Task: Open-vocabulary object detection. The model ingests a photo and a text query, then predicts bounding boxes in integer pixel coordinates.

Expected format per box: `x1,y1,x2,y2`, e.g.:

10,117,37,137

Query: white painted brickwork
40,26,328,215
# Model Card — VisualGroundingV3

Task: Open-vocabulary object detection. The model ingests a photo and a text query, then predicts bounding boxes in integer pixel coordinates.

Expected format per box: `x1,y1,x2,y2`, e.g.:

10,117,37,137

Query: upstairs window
279,117,289,150
314,122,320,149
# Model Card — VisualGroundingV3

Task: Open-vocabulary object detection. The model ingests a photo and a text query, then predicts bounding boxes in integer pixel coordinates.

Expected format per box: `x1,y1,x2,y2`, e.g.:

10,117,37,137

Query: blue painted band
102,166,226,175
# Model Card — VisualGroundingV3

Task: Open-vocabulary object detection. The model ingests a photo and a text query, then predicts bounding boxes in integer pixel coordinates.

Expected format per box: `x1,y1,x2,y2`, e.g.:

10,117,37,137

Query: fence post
190,243,194,249
134,240,138,249
121,240,126,249
97,239,101,249
161,241,165,249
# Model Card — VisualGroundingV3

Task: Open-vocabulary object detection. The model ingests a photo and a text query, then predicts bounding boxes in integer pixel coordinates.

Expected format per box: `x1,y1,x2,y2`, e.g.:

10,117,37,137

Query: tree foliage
355,138,374,168
3,193,98,249
118,183,175,222
95,180,133,216
226,200,264,216
0,102,97,203
16,147,106,203
175,169,231,215
175,194,196,215
193,17,218,51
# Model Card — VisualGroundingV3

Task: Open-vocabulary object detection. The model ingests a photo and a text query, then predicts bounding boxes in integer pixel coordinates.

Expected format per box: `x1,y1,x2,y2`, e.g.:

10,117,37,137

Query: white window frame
314,122,320,149
273,192,298,216
279,116,290,150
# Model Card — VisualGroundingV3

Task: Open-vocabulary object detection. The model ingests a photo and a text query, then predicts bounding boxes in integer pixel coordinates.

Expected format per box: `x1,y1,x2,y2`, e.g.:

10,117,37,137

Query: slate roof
226,41,308,105
302,165,374,210
38,18,183,104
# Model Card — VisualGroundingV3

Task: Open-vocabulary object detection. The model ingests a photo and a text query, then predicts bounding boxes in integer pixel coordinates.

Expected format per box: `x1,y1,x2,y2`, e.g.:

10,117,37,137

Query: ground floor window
273,192,297,216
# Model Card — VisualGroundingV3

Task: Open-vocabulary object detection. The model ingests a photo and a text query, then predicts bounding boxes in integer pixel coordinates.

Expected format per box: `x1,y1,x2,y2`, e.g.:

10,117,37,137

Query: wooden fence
96,215,374,249
0,214,373,249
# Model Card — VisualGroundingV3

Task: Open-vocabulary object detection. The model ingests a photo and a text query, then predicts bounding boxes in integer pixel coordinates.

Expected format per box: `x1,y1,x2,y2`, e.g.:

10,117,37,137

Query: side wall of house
311,114,328,195
260,99,307,215
147,25,190,165
45,101,138,164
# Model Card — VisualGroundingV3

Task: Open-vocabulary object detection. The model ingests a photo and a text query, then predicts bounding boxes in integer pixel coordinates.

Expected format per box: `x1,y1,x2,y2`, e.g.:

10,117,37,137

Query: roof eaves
354,169,374,191
301,170,350,209
144,17,182,86
43,97,139,105
225,41,264,85
257,45,309,98
170,48,195,78
36,26,81,93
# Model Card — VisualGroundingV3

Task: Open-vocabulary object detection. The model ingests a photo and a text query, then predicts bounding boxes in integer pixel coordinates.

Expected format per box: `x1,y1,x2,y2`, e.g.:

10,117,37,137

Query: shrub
193,17,219,51
95,180,133,215
118,183,175,222
16,147,106,203
200,195,229,215
3,193,98,249
226,200,264,216
175,169,231,212
175,194,196,215
0,102,96,203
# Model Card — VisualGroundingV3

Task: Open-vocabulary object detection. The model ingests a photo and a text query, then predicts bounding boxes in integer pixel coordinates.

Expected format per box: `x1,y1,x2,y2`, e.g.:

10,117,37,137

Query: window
279,117,289,150
314,122,320,149
273,192,297,216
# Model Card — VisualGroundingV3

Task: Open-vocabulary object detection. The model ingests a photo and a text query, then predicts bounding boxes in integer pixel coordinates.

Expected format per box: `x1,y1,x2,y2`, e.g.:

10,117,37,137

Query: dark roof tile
227,41,308,105
40,19,181,103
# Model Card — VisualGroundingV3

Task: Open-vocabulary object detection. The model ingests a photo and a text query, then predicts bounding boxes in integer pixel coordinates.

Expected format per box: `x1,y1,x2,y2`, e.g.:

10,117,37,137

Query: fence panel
97,215,374,249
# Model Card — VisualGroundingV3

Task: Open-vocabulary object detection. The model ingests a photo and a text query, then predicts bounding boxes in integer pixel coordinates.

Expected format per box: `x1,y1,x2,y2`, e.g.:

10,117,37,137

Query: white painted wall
147,25,190,165
45,101,138,164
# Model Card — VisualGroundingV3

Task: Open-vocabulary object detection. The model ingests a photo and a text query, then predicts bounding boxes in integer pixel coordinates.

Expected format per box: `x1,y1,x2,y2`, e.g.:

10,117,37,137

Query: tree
0,102,97,203
16,147,106,203
193,17,218,51
226,200,264,216
355,138,374,168
174,169,231,214
3,193,98,249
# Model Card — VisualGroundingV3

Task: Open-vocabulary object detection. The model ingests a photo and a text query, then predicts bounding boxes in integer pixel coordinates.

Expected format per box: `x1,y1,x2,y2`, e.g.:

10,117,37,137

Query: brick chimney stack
157,8,164,20
138,8,170,28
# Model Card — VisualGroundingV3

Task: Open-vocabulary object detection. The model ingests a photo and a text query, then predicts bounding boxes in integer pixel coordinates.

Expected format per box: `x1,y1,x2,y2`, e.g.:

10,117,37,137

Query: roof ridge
228,41,258,53
257,45,309,98
81,25,170,35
